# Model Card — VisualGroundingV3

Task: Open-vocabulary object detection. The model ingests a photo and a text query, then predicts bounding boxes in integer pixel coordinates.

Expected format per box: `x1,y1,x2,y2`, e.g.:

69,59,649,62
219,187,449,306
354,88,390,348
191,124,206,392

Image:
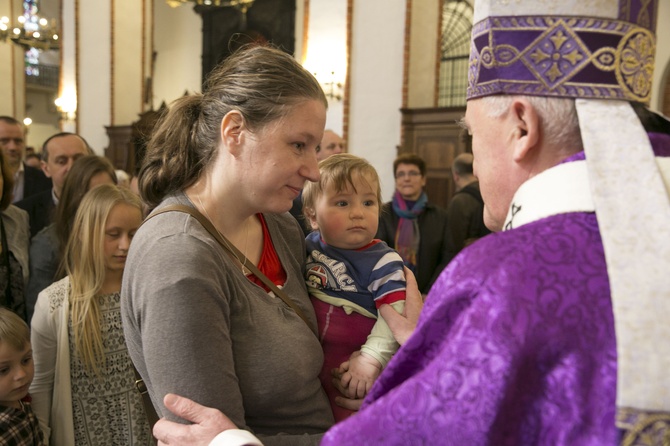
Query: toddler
302,153,406,421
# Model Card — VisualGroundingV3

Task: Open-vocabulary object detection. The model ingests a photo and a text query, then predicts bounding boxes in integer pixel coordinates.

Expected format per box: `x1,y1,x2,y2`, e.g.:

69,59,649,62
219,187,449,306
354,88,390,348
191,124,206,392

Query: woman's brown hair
139,44,327,209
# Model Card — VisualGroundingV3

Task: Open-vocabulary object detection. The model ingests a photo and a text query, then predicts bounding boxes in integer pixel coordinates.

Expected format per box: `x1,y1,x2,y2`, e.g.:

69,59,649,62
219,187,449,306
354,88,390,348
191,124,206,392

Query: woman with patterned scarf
376,153,450,295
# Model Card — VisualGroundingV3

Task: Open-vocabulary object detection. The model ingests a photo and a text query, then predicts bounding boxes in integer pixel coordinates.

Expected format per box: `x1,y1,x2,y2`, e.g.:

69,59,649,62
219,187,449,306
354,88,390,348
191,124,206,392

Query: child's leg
311,297,375,422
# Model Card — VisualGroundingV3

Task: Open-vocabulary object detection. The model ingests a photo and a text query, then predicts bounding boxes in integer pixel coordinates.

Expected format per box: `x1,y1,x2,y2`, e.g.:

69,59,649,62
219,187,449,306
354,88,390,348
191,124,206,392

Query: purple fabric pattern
649,132,670,157
619,0,658,30
467,15,657,104
321,212,618,445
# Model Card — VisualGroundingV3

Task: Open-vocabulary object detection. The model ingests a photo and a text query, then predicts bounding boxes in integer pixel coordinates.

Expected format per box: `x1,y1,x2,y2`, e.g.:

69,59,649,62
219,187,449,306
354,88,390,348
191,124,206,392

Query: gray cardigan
121,193,333,446
1,204,30,286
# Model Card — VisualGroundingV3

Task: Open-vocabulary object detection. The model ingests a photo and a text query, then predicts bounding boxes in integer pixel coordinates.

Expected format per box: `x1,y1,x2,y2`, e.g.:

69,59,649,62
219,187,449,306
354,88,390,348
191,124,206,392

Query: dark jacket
376,201,450,294
16,189,55,238
445,181,491,264
25,223,61,323
22,164,52,200
289,194,311,237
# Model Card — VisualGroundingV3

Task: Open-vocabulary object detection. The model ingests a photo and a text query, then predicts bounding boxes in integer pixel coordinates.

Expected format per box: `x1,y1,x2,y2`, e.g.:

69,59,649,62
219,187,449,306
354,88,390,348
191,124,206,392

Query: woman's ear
220,111,245,154
509,98,540,163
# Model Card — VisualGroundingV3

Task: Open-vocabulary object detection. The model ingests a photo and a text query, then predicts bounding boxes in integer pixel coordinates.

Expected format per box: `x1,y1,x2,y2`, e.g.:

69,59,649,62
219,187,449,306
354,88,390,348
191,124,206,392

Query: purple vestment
322,211,617,445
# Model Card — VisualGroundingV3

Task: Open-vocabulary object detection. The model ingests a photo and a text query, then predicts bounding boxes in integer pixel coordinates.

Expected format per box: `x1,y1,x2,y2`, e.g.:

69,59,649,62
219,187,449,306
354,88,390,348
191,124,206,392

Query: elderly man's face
316,130,345,162
463,99,521,232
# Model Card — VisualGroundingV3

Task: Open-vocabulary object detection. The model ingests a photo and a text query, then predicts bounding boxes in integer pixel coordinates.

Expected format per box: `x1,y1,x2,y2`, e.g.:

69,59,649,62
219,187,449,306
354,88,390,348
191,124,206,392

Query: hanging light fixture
166,0,254,29
0,15,59,51
165,0,254,13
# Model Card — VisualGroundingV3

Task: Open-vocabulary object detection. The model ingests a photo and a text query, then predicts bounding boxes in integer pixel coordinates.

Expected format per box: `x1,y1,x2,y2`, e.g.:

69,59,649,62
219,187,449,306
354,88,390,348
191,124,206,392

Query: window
438,0,473,107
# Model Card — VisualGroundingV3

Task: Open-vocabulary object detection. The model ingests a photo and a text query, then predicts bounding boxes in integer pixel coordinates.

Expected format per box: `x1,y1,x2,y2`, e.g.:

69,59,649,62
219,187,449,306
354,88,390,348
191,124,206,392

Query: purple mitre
466,0,658,104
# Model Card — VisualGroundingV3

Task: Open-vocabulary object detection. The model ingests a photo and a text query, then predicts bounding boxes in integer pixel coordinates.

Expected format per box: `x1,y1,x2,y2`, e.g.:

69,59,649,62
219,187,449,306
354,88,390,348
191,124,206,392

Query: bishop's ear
509,98,540,162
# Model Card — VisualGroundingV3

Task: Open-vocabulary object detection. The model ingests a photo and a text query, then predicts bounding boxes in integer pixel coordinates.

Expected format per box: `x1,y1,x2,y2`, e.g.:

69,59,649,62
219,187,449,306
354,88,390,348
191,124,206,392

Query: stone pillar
60,0,152,154
0,0,27,119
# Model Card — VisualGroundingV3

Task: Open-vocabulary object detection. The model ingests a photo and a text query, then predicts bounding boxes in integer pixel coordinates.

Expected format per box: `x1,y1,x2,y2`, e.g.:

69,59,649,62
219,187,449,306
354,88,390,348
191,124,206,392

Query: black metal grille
438,0,473,107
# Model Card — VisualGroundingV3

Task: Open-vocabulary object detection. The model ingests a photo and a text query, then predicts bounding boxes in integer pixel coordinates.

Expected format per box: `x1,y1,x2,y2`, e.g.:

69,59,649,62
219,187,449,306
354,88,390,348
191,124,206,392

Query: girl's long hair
65,184,142,375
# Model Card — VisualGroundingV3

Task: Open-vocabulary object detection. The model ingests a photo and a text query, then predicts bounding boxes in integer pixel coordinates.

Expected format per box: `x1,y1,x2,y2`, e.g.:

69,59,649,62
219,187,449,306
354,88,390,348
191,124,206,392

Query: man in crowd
0,116,51,204
144,0,670,444
16,132,92,237
444,152,490,264
315,129,345,162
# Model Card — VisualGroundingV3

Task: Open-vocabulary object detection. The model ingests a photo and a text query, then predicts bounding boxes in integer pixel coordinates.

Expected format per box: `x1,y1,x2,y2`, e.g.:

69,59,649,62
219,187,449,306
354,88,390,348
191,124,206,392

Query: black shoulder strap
132,364,159,443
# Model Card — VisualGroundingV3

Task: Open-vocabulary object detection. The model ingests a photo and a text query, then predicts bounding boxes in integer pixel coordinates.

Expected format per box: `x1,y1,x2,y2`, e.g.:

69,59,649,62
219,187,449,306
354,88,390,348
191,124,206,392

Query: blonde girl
29,184,151,445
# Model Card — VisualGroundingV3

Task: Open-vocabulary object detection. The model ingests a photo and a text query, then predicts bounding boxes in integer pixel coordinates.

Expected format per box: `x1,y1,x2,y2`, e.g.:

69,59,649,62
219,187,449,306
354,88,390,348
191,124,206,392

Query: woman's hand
379,267,422,346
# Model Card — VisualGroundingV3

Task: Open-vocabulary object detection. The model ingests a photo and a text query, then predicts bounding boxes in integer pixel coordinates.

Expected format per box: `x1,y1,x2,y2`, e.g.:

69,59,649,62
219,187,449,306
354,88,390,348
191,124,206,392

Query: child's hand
339,351,382,399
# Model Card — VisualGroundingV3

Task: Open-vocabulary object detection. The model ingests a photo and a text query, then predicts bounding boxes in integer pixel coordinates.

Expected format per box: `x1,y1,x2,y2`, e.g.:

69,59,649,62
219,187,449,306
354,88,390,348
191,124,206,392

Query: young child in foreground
0,307,45,445
302,153,406,421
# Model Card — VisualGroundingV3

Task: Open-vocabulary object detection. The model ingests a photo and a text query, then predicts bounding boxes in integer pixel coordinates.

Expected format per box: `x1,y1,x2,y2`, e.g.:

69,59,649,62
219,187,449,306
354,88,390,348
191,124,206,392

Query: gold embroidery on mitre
616,407,670,446
616,27,655,103
467,15,657,103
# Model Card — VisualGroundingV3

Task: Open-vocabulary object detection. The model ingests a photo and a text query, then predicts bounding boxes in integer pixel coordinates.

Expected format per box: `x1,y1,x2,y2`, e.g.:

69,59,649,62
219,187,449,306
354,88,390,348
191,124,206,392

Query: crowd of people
0,116,147,444
1,0,670,444
0,46,464,445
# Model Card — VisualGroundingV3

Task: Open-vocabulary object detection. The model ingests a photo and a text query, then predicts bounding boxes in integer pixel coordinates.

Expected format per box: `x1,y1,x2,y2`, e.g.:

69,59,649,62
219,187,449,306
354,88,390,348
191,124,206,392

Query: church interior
1,0,669,206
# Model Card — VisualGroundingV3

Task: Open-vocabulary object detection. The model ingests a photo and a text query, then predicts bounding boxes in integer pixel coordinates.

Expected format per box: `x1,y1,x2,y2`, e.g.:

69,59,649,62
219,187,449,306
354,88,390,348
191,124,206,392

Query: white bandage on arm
209,429,264,446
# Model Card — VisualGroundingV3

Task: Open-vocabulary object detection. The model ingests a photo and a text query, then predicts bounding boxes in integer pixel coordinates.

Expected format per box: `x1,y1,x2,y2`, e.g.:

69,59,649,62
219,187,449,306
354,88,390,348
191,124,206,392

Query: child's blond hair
65,184,142,375
302,153,382,221
0,307,30,351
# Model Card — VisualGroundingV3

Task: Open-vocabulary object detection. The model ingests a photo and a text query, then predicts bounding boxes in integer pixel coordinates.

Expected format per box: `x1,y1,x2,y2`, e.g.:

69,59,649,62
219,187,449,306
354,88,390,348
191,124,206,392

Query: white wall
26,123,59,152
348,0,405,201
77,0,111,153
152,1,202,108
302,0,347,135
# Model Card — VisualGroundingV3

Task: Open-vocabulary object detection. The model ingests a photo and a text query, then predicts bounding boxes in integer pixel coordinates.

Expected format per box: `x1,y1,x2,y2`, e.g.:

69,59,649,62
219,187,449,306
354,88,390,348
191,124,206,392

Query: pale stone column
0,0,27,119
60,0,152,154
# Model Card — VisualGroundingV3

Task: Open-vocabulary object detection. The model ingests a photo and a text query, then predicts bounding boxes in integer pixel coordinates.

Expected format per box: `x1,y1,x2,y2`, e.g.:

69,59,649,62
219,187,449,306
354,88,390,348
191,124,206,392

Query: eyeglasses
395,171,422,179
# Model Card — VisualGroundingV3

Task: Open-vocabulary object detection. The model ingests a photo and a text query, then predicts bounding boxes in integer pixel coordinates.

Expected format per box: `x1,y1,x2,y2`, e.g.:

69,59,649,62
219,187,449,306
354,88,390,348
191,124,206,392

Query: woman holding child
121,45,335,445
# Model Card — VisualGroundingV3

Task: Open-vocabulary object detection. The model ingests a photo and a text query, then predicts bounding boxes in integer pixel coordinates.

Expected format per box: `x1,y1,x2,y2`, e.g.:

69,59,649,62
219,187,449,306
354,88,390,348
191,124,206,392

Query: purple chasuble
321,211,617,445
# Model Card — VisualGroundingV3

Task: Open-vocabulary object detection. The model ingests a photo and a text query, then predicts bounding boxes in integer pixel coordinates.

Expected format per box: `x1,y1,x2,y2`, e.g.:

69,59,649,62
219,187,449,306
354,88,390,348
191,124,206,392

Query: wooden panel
400,106,469,209
105,104,166,175
105,125,134,172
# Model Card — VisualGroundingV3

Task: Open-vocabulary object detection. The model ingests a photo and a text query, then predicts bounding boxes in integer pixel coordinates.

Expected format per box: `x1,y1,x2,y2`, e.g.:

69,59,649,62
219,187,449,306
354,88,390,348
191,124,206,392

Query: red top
247,214,287,292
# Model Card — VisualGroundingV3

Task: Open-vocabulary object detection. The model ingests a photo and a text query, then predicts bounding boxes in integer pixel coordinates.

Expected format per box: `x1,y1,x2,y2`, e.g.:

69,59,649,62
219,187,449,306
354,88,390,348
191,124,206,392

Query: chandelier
166,0,254,29
166,0,254,13
0,15,59,51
